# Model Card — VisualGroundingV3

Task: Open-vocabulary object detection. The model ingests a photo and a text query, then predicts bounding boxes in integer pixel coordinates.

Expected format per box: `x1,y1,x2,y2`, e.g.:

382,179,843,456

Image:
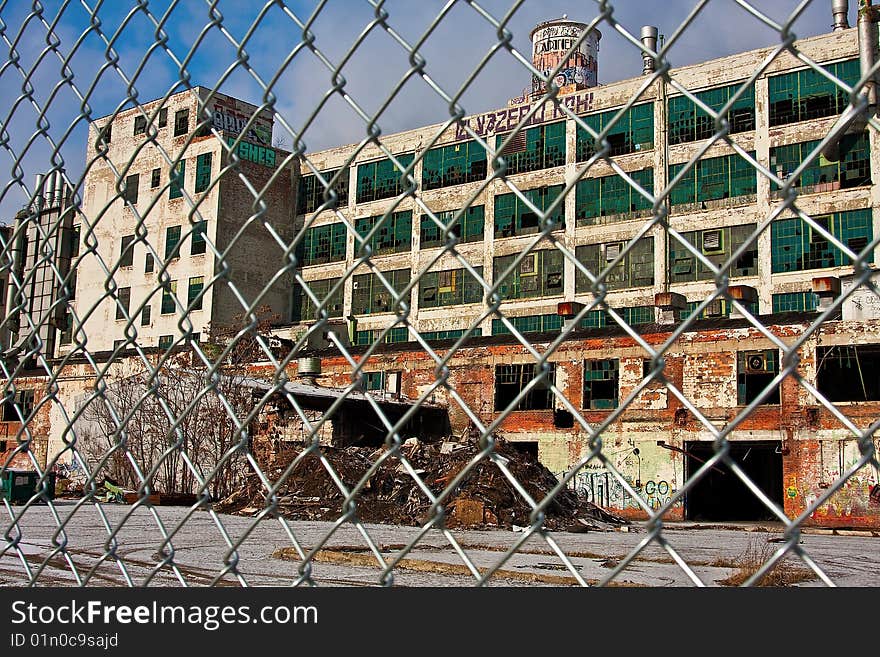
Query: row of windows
493,342,880,413
494,349,779,412
292,210,872,317
99,108,190,147
121,153,213,205
116,221,207,271
112,277,205,322
298,135,871,261
295,61,859,206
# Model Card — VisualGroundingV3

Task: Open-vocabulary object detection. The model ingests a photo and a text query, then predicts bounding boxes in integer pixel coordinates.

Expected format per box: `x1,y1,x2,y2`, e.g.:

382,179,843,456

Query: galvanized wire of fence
0,0,877,587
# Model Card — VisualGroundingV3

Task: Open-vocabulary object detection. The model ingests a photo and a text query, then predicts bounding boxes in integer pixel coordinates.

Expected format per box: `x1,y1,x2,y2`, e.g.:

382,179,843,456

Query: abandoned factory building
2,7,879,527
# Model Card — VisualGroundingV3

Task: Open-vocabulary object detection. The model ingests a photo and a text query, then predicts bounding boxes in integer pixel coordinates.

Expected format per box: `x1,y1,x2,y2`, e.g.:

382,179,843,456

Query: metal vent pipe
640,25,658,75
832,0,850,30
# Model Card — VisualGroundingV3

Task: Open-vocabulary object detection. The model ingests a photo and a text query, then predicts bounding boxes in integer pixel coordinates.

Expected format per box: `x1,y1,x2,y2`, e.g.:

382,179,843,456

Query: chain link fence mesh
0,0,878,587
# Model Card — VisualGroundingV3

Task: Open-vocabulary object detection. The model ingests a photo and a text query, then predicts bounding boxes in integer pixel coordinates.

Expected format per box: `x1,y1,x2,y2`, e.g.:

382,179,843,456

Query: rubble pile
219,438,627,530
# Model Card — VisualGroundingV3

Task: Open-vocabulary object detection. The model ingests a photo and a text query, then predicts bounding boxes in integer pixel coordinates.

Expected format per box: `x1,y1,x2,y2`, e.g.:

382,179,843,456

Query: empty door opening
684,440,783,521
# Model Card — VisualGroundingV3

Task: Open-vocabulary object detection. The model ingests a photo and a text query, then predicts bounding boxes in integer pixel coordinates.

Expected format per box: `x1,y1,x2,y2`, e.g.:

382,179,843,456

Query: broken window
583,359,619,410
364,372,385,391
737,350,780,405
119,235,135,268
2,389,34,422
194,152,212,193
576,102,653,160
418,267,483,308
122,174,139,204
133,115,147,136
768,59,859,126
150,168,161,188
770,133,870,193
494,185,565,238
420,205,484,248
174,108,189,136
495,121,565,175
494,249,564,300
668,224,758,283
298,167,349,214
292,278,344,322
299,222,346,265
668,81,756,145
116,287,130,320
491,313,563,335
771,209,873,273
190,220,207,256
772,291,818,313
354,327,408,345
169,160,185,199
576,237,654,292
575,167,654,225
422,139,487,189
355,211,412,257
158,335,174,350
356,154,414,203
669,151,757,209
816,344,880,402
494,363,555,411
350,268,409,315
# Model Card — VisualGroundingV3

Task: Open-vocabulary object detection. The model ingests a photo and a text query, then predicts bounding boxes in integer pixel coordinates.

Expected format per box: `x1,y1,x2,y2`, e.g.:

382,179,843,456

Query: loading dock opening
684,440,783,521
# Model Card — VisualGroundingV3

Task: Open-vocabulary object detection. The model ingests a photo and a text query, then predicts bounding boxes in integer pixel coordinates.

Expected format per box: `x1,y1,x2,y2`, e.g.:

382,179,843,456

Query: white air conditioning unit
605,242,623,262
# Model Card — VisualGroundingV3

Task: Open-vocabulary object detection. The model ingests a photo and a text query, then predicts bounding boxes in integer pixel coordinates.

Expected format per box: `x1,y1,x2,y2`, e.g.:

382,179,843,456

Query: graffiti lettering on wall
225,137,276,168
454,92,594,141
568,470,678,511
213,106,271,146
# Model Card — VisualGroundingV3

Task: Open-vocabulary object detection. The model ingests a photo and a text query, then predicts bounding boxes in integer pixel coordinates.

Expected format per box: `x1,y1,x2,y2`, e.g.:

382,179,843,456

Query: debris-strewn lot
219,438,626,531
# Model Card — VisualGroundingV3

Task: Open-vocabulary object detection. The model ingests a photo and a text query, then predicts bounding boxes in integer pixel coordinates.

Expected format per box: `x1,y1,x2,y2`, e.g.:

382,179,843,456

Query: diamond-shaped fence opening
0,0,879,589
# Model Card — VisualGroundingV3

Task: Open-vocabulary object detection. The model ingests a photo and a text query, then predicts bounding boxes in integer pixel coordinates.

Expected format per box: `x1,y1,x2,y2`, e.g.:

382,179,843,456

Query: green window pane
493,184,565,238
169,160,185,199
422,140,487,190
195,152,212,193
191,220,207,256
161,280,177,314
771,209,874,273
576,168,654,226
576,103,654,160
575,237,654,292
165,225,181,259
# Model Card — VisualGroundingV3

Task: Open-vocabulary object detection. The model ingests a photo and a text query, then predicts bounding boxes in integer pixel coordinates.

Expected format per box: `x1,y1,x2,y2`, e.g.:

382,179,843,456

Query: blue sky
0,0,857,218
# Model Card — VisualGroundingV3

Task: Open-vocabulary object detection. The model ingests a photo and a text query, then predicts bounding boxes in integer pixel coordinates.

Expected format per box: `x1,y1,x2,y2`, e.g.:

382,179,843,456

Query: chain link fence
0,0,879,587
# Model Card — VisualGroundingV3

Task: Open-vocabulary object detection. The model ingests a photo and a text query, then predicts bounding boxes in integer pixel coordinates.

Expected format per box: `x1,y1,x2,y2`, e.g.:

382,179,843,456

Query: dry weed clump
719,537,815,587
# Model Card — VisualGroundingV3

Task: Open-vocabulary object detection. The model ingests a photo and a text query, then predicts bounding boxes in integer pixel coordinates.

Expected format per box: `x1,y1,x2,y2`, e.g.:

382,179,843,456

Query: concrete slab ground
1,503,877,587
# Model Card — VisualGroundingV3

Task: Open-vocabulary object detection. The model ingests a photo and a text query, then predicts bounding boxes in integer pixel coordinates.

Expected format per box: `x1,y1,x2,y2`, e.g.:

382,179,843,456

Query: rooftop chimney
641,26,659,75
832,0,850,30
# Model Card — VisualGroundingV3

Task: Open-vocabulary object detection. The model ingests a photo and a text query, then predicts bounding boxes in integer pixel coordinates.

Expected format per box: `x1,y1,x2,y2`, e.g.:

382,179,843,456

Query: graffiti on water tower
531,22,599,93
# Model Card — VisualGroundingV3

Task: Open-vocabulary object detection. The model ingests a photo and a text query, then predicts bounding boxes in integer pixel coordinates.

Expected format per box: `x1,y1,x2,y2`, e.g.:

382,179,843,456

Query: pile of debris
219,437,627,531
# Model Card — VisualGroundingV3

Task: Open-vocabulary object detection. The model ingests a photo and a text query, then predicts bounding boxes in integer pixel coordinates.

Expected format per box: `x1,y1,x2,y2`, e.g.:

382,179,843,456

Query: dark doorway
684,440,783,521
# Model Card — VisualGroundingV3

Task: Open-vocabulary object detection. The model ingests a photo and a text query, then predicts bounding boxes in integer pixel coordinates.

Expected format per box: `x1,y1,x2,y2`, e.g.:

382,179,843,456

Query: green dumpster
0,471,55,503
0,470,40,504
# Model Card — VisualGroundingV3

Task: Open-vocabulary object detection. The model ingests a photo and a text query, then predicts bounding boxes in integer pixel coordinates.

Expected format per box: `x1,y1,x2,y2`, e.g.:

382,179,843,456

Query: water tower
530,16,600,97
